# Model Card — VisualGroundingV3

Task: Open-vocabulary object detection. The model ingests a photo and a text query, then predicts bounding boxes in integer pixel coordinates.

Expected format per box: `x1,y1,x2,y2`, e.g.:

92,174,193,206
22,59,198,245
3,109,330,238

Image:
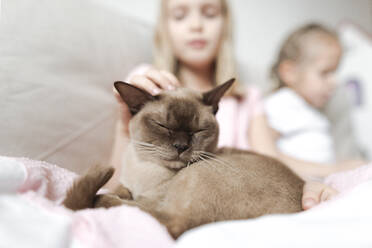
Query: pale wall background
104,0,372,87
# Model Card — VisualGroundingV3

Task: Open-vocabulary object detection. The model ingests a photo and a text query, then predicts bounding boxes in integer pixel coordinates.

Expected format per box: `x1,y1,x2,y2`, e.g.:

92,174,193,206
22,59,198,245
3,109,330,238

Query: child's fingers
302,181,339,210
145,68,175,91
130,75,162,95
320,186,338,202
160,70,181,87
302,181,323,210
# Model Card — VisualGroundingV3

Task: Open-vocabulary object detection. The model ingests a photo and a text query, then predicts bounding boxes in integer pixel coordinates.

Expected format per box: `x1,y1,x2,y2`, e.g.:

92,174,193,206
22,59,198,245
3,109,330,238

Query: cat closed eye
153,120,206,136
155,122,170,130
154,121,175,136
188,129,207,136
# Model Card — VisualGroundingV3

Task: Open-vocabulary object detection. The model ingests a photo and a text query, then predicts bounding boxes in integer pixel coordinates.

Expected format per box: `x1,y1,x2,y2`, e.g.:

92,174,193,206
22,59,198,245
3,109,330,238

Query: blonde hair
153,0,243,96
271,23,339,90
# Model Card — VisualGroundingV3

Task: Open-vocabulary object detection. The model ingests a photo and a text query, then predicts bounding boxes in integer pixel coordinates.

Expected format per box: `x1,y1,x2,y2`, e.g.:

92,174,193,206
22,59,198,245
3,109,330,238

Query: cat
63,78,304,239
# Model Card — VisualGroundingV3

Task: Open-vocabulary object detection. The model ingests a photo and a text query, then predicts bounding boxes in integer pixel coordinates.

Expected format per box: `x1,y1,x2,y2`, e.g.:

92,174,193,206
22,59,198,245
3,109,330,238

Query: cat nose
173,144,189,154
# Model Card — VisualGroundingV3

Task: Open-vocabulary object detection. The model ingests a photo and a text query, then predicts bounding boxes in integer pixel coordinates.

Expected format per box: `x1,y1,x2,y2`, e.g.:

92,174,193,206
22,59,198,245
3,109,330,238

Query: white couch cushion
0,0,152,173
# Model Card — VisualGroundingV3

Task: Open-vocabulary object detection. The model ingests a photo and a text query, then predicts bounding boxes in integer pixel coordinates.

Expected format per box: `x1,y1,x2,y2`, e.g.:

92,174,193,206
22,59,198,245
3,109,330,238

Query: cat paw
113,184,133,200
94,194,124,208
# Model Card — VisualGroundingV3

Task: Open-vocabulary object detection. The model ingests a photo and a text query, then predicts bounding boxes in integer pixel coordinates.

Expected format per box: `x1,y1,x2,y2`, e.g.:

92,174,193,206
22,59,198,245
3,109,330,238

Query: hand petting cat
113,67,180,136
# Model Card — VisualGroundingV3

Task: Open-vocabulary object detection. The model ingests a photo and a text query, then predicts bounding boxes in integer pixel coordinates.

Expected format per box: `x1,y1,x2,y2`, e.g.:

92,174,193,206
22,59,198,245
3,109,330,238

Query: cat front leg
93,184,133,208
94,194,126,208
94,195,150,212
113,184,133,200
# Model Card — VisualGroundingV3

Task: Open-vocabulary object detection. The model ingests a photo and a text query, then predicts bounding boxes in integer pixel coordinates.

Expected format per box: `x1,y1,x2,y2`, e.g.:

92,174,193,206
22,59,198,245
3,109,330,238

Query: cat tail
63,165,114,210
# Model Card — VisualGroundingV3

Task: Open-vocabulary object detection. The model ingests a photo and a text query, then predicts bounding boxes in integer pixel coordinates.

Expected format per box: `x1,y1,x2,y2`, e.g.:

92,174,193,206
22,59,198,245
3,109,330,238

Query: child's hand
112,68,180,135
128,68,180,95
302,181,338,210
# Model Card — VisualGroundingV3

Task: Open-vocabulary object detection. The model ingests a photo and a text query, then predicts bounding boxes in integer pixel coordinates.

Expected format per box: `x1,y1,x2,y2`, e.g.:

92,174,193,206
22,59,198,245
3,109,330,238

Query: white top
264,88,335,163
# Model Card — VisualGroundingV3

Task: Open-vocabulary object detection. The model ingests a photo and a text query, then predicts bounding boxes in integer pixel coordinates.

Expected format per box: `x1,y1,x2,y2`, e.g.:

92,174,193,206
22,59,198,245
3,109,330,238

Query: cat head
114,79,234,170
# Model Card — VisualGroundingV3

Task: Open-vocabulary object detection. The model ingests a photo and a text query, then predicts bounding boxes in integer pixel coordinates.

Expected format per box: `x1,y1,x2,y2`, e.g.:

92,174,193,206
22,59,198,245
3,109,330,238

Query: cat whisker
199,151,219,158
131,140,171,155
132,140,172,157
200,153,228,166
199,154,225,171
190,151,220,171
198,155,223,172
135,146,173,160
131,140,156,148
198,152,239,174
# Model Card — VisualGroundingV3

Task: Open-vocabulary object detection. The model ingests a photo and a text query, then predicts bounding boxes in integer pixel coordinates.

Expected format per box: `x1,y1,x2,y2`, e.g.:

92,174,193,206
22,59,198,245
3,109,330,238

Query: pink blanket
1,156,372,248
6,157,174,248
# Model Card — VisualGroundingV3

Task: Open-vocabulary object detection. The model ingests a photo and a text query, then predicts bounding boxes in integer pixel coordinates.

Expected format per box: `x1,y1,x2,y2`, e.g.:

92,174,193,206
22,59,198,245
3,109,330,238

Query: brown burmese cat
64,79,304,239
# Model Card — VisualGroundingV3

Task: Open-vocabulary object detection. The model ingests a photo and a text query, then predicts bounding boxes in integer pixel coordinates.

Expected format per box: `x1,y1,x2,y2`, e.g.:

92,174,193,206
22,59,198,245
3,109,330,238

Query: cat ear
114,81,155,115
202,78,235,114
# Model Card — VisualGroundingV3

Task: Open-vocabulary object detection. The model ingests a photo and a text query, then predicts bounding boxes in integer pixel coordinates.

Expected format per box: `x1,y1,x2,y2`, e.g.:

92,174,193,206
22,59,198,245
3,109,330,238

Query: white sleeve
264,89,313,135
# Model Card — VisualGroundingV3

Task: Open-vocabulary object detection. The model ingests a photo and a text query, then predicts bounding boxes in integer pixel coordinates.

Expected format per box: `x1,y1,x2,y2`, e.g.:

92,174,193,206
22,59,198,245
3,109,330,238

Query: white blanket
1,156,372,248
177,177,372,248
